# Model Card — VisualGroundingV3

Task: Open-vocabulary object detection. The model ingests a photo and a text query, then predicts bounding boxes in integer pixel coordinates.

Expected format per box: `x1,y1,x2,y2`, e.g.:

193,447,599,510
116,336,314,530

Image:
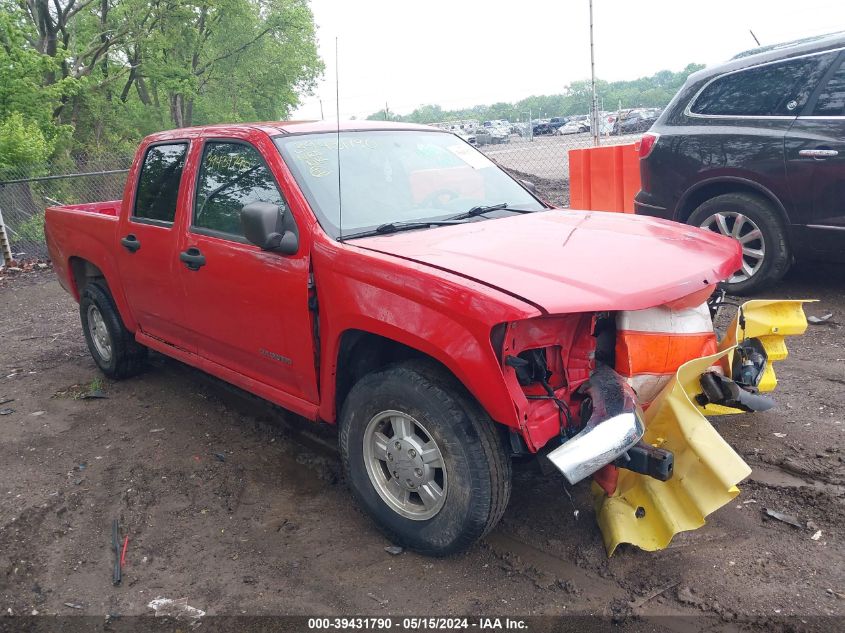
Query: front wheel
339,360,511,556
688,192,791,295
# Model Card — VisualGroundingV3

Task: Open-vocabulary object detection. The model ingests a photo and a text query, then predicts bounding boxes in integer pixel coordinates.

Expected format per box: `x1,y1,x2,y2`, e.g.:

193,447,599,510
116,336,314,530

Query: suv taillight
637,132,660,158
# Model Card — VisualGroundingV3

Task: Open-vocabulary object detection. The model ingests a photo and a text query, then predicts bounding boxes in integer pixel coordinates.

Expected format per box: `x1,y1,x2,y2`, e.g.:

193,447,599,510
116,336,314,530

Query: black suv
635,33,845,294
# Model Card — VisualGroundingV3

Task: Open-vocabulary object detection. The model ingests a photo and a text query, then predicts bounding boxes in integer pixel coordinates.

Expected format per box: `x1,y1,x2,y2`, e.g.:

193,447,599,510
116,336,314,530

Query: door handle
179,247,206,271
799,148,839,159
120,234,141,253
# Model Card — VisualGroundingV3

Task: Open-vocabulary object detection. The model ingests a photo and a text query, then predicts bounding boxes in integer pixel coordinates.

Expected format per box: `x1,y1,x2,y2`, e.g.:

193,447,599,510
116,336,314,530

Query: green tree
369,65,706,123
0,0,323,162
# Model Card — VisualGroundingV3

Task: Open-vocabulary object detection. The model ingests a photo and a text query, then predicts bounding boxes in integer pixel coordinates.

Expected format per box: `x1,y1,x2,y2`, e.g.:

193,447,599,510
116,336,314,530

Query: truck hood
352,210,741,314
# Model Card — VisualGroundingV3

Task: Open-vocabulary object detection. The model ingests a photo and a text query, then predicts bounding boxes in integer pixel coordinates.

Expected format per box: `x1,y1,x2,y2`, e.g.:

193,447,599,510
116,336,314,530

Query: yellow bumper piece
594,300,810,555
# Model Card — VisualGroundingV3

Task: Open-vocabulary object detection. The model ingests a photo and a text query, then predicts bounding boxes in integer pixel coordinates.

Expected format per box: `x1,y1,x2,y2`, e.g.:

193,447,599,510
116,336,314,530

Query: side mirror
240,201,298,255
520,179,537,194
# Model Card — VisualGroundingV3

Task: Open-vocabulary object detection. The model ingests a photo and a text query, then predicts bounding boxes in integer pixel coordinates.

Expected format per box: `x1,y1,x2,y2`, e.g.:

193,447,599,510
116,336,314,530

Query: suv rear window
690,53,835,117
812,58,845,116
134,143,188,223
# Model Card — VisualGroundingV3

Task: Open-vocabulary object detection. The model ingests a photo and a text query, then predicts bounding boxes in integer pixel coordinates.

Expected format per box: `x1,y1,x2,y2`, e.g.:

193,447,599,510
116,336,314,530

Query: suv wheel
80,281,148,379
339,360,511,556
688,193,790,295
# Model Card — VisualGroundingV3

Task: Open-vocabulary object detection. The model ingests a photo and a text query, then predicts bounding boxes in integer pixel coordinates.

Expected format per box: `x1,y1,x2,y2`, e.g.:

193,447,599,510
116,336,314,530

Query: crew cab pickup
45,121,808,555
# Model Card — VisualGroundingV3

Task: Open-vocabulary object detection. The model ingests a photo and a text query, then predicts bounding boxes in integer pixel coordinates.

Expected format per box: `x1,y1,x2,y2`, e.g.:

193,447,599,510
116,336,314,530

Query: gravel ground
0,260,843,630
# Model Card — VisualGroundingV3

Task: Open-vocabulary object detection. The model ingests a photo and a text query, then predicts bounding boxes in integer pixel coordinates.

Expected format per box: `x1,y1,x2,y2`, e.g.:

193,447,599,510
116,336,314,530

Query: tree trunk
169,94,184,128
185,99,194,128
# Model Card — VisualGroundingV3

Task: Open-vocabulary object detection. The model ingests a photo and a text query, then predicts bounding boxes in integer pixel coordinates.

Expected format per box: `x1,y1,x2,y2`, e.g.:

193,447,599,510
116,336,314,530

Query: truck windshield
274,130,544,239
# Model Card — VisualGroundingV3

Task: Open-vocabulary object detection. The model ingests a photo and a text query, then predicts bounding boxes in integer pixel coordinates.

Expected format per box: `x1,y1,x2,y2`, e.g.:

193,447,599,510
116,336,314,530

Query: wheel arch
330,328,516,431
675,178,790,228
67,255,138,332
69,257,108,297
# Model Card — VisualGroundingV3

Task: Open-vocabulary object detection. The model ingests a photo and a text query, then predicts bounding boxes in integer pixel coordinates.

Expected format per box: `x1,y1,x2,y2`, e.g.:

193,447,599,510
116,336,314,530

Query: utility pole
589,0,599,146
319,99,324,120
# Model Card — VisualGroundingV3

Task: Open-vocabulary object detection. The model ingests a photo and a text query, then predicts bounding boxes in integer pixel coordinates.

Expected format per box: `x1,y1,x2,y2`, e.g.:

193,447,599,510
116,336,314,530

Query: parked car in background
597,112,617,135
548,117,568,131
454,129,477,145
475,125,509,145
532,120,555,135
636,32,845,294
556,120,589,135
570,114,591,130
612,109,659,135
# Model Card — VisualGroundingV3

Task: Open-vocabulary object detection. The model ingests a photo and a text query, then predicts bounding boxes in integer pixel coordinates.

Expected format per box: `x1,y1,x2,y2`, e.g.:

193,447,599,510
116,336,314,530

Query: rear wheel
688,193,790,295
79,281,147,379
339,360,511,556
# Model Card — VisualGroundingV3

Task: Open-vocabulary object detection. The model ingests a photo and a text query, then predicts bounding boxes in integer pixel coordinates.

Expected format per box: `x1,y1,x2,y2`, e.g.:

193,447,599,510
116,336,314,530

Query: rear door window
690,52,836,117
133,143,188,224
193,141,287,239
812,59,845,116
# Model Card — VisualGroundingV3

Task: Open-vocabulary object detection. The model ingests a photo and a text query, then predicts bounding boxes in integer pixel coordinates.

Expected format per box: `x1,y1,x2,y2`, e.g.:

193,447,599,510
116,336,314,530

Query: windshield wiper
338,220,462,241
445,203,536,221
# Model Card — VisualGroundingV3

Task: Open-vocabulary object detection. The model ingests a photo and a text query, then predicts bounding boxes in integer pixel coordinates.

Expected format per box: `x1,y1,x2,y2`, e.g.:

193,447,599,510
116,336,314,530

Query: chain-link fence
454,117,650,207
0,153,134,264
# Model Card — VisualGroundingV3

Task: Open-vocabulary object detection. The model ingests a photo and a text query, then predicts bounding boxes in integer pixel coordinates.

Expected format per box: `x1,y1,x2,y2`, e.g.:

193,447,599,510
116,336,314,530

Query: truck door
177,137,318,405
786,52,845,256
116,141,195,350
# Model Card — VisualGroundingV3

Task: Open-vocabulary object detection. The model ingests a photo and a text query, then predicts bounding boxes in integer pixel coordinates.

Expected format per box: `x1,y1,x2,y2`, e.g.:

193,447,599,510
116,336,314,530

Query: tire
339,360,511,556
79,281,147,379
687,192,791,295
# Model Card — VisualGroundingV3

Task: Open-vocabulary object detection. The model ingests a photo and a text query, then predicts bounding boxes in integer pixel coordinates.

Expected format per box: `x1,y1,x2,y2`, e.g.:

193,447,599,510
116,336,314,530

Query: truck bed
49,200,122,217
44,200,122,300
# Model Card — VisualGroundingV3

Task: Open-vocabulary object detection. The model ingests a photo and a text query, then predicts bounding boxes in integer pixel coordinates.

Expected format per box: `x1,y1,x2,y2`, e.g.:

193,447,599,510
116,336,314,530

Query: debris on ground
147,597,206,620
111,519,122,586
63,602,83,610
384,545,403,555
764,508,803,528
213,452,226,462
367,592,388,607
120,535,129,567
0,397,13,406
811,530,823,541
0,408,14,415
808,313,834,324
79,390,108,400
629,581,680,610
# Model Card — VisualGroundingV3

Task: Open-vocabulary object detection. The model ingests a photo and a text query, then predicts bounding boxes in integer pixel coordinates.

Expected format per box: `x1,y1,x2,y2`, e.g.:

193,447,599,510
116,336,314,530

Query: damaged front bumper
546,365,646,485
591,299,810,555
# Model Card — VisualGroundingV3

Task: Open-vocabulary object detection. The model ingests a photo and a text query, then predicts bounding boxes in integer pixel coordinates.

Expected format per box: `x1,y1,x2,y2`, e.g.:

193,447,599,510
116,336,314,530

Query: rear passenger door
117,141,195,350
785,51,845,255
177,137,319,406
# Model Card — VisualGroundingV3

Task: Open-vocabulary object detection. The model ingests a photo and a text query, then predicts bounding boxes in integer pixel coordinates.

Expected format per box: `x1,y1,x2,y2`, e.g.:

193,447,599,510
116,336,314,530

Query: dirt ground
0,261,843,630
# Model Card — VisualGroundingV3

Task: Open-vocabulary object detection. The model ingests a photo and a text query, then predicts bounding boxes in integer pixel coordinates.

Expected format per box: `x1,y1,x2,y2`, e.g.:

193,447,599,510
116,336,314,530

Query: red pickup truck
45,121,807,556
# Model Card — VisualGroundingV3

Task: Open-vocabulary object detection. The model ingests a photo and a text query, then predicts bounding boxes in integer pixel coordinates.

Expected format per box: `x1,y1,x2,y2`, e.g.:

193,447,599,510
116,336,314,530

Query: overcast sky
292,0,845,121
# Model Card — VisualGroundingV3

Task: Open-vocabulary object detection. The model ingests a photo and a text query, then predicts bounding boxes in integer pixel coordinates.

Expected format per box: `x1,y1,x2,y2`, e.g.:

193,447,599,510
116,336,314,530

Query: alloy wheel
699,211,766,283
362,410,447,520
86,304,113,363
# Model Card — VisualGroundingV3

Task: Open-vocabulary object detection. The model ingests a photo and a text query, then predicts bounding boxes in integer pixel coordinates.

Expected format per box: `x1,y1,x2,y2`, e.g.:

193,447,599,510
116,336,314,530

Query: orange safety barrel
569,144,640,213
